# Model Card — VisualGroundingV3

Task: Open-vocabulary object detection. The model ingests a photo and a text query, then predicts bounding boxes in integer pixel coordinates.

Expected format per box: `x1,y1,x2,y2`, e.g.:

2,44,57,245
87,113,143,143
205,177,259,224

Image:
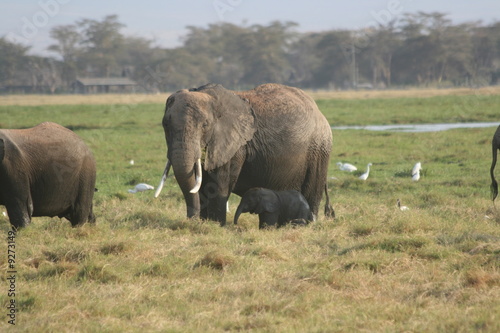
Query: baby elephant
234,188,314,229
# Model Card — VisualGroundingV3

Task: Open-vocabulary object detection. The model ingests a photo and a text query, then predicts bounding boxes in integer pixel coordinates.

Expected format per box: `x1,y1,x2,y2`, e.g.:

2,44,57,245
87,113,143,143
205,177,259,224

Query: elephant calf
234,188,314,229
0,122,96,229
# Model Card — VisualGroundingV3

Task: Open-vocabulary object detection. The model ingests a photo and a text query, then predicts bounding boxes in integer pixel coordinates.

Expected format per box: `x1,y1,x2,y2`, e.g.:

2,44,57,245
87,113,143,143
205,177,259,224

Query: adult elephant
155,83,333,225
0,122,96,229
490,125,500,202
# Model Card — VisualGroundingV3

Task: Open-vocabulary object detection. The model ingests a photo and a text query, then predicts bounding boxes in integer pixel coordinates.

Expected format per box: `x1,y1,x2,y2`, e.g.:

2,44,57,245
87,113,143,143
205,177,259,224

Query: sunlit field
0,89,499,332
1,85,500,106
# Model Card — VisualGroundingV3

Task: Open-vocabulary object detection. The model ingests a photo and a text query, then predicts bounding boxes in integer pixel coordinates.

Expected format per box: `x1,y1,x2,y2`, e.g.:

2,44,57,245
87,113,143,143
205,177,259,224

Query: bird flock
336,161,423,211
336,161,422,182
125,161,423,212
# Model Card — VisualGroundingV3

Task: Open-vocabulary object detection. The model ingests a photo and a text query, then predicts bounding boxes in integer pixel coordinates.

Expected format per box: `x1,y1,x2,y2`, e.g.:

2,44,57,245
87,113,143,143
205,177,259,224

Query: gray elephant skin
0,122,96,229
156,83,333,225
234,188,314,229
490,125,500,202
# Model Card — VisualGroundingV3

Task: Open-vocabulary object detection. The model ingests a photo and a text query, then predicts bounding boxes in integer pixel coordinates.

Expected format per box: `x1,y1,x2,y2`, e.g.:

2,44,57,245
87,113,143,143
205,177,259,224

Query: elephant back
237,83,332,152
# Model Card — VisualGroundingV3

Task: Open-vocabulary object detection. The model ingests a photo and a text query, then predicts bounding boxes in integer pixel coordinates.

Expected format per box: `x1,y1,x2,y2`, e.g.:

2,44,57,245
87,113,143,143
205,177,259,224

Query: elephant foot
288,219,309,227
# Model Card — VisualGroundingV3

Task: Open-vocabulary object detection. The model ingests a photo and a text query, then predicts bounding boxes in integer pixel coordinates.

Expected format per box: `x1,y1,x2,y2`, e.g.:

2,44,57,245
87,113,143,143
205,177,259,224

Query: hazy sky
2,0,499,56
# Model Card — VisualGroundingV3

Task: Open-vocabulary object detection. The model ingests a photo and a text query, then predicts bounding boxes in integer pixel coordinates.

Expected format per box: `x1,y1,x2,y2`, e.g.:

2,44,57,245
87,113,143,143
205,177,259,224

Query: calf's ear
254,199,278,214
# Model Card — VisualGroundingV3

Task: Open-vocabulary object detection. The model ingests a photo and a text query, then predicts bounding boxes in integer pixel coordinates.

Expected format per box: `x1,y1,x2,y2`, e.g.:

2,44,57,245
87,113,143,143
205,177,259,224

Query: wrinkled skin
0,122,96,229
490,125,500,202
157,83,334,225
234,188,314,229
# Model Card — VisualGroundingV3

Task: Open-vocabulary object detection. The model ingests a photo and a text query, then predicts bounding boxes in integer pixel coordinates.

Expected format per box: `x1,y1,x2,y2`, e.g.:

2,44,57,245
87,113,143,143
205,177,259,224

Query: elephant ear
255,200,278,214
253,190,279,214
201,84,256,171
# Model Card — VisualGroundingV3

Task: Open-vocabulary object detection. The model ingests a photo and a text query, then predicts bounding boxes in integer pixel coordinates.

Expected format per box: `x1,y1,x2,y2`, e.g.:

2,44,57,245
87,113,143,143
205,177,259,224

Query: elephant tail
491,126,500,203
324,184,335,219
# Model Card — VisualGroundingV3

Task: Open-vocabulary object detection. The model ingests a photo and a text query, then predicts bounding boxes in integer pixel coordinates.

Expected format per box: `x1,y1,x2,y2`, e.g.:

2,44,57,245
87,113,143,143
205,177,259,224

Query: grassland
0,90,499,332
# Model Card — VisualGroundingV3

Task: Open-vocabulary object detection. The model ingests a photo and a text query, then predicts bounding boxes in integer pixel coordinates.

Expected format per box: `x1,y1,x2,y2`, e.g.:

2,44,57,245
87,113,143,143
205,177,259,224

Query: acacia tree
361,23,401,87
307,30,352,89
78,15,125,77
471,22,500,84
0,37,30,89
48,24,82,88
238,21,298,86
182,23,247,87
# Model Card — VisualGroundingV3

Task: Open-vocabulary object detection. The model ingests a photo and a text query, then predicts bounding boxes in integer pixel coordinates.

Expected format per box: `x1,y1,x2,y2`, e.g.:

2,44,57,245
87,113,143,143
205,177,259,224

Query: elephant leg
67,204,91,227
6,197,33,230
88,205,96,224
288,219,309,228
258,212,278,229
67,184,96,226
302,154,330,219
199,176,229,225
200,163,236,226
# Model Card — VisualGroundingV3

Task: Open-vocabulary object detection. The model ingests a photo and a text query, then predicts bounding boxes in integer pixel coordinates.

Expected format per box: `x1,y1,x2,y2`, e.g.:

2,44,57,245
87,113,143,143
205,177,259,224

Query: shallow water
332,122,499,133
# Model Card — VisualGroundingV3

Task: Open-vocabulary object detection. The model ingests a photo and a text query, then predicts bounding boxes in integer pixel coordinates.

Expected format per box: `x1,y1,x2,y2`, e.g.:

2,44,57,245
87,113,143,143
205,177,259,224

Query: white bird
411,162,421,175
397,199,409,211
337,162,357,172
358,163,372,180
128,183,154,193
412,162,422,181
129,159,135,166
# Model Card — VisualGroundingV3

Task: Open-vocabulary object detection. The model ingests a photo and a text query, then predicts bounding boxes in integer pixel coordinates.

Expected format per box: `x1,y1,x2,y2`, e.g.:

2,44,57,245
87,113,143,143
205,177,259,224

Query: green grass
317,94,500,125
0,94,499,332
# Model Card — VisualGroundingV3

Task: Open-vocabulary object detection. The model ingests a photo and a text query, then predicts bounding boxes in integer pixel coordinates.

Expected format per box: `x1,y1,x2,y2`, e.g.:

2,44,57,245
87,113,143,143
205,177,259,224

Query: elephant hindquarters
301,147,331,219
67,165,96,226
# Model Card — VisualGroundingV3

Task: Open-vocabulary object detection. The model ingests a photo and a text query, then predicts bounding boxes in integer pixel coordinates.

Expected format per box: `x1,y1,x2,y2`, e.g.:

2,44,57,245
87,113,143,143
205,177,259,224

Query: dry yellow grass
0,97,499,332
2,86,500,106
307,85,500,100
0,93,166,106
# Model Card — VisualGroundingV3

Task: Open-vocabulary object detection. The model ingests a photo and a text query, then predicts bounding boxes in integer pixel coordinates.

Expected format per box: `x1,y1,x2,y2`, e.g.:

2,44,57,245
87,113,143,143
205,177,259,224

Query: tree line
1,12,499,93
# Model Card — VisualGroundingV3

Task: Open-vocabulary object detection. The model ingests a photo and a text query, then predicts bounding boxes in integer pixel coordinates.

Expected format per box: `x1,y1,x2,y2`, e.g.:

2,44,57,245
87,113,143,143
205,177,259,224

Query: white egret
337,162,357,172
358,163,372,180
128,183,154,193
397,199,409,211
412,162,422,181
412,171,421,181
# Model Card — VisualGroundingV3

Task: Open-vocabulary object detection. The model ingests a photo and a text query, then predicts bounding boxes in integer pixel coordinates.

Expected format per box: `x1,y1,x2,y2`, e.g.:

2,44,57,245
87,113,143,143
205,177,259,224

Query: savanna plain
0,88,499,332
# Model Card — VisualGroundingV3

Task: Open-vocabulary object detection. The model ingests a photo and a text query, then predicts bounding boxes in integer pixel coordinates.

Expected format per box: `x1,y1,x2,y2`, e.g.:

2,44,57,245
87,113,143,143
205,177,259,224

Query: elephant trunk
170,148,202,218
491,143,498,202
233,203,245,225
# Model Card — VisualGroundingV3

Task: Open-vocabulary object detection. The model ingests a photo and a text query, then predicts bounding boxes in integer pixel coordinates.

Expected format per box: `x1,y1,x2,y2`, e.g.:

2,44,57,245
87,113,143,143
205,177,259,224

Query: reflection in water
332,122,499,133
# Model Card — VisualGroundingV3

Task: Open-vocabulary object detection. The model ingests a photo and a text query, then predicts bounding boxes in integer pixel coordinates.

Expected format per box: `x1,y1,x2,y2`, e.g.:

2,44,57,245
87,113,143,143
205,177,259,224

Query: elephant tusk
190,158,202,193
154,159,171,198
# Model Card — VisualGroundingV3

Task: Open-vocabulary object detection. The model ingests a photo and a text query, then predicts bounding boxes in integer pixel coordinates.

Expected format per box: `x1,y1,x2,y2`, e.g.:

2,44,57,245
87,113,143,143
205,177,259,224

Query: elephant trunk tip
234,206,243,225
